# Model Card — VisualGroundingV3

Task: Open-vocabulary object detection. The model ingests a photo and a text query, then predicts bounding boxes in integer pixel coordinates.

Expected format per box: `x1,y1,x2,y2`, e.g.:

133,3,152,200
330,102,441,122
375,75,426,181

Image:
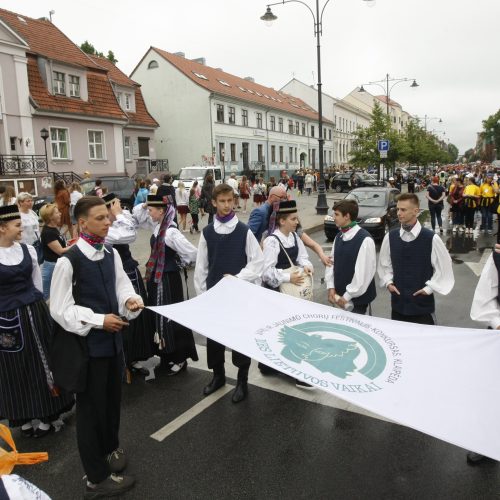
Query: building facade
0,8,157,196
131,48,334,179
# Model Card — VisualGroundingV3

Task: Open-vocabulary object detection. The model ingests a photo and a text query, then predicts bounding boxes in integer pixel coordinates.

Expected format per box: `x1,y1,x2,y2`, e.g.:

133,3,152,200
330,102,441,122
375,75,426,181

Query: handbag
32,232,44,265
49,246,89,393
274,236,313,301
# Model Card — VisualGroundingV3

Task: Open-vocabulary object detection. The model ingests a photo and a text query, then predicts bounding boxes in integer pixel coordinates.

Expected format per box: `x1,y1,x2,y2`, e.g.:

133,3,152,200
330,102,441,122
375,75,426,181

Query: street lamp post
358,74,418,181
414,114,442,131
40,128,50,175
261,0,375,215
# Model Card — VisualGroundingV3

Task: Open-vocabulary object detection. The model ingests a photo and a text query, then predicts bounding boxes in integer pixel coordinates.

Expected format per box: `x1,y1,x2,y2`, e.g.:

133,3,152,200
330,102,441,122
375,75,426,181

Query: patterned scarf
145,204,176,284
215,210,236,223
340,221,357,234
267,201,281,235
401,222,416,232
80,232,105,251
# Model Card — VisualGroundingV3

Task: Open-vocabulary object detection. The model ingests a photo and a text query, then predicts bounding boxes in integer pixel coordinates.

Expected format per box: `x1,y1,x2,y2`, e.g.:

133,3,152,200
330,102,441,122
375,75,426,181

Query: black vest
273,233,299,270
69,245,121,357
149,232,180,275
389,227,435,315
0,244,43,312
333,228,376,306
203,221,248,290
113,244,139,272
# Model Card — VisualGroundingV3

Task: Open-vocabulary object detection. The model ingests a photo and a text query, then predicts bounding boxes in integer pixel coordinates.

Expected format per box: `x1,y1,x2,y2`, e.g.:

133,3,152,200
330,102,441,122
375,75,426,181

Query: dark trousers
76,356,122,484
207,338,250,377
464,206,476,229
480,206,493,230
191,213,199,231
428,203,443,230
352,303,369,315
391,309,435,325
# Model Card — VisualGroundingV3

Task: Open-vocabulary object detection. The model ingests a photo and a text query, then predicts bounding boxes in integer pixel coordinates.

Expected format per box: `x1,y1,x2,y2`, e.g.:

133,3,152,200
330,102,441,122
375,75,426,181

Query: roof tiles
151,47,332,124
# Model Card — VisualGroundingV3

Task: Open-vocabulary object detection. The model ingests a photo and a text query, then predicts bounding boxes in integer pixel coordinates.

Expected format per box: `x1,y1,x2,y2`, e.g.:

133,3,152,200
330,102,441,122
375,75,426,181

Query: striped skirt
0,300,74,427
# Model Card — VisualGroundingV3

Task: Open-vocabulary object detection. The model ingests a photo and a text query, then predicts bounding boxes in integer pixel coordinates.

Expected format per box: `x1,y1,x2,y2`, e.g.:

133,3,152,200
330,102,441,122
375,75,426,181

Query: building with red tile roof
0,8,158,196
132,47,334,176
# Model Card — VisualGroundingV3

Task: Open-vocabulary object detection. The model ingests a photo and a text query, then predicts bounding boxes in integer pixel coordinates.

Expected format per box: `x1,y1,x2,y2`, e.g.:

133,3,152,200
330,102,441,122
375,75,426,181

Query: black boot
232,367,249,403
203,367,226,396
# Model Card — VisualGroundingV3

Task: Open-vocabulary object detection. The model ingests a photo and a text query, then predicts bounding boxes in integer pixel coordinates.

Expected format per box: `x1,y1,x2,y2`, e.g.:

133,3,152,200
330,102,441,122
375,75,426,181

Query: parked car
324,187,400,241
172,166,223,190
330,172,382,193
80,176,135,211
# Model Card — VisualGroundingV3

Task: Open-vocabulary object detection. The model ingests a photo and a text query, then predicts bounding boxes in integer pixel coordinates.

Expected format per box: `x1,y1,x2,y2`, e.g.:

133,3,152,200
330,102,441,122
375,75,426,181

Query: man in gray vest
325,199,376,314
378,193,454,325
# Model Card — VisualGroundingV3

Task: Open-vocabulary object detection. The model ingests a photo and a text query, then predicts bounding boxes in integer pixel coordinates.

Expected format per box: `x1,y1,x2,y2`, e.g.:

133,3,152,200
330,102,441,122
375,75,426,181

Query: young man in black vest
378,193,454,325
194,183,264,403
467,243,500,465
50,196,144,498
325,199,376,314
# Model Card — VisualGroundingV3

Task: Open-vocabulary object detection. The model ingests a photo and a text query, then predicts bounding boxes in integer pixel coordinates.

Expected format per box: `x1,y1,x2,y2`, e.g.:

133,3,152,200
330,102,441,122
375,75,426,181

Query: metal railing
148,159,169,172
0,155,48,175
52,171,82,184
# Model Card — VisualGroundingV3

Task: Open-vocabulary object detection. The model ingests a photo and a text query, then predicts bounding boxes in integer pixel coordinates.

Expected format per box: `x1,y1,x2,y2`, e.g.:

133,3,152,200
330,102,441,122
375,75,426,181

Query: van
172,166,223,190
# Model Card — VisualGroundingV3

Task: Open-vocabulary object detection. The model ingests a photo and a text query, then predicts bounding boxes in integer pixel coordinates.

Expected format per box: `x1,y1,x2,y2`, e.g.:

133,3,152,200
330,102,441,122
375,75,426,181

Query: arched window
148,60,159,69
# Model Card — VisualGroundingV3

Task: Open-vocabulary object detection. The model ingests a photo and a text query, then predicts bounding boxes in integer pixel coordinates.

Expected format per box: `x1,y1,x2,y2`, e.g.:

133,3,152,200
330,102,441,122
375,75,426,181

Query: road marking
464,248,492,277
150,384,234,442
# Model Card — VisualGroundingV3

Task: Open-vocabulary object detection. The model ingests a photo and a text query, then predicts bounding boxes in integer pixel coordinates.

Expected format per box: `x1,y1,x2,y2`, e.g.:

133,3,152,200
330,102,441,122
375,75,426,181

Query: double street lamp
359,74,419,116
414,114,442,131
261,0,375,215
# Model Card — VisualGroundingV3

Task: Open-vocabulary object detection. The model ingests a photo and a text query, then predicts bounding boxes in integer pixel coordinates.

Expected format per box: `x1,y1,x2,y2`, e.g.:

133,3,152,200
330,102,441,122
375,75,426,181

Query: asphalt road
16,211,500,500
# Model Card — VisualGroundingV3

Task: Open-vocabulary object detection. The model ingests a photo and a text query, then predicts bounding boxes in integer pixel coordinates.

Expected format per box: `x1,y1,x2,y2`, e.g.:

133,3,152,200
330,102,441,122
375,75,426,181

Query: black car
330,172,382,193
324,187,400,241
80,176,135,211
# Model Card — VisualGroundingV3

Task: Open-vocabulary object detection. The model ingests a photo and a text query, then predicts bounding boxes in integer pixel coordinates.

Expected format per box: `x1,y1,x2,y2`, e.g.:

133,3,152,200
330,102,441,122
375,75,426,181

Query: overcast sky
6,0,500,154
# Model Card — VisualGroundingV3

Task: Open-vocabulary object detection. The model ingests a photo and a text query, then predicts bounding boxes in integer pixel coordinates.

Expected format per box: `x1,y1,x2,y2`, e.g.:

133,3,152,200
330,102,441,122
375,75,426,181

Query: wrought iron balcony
0,155,49,176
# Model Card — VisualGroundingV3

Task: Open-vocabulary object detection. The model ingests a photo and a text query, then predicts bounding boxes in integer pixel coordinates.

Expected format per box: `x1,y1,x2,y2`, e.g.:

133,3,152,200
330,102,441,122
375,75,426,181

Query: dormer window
116,92,122,105
124,93,132,111
53,71,65,95
69,75,80,97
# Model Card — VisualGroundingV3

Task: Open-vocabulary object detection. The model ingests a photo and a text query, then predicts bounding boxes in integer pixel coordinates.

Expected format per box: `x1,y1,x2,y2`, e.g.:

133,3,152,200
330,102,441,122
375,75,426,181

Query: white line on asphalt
464,248,492,277
150,384,234,442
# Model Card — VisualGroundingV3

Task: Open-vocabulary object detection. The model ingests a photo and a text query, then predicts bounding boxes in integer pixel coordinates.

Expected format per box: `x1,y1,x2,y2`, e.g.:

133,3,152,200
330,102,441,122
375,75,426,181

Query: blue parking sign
378,140,390,152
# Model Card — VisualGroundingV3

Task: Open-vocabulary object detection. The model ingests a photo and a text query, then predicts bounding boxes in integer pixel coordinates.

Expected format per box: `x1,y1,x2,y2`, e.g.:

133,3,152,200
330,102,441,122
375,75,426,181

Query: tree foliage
80,40,118,64
349,102,458,169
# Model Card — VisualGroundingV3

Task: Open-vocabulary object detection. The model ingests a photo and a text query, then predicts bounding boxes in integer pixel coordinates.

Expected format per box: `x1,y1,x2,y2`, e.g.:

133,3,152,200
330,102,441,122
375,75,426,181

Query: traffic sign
379,150,388,158
378,139,390,152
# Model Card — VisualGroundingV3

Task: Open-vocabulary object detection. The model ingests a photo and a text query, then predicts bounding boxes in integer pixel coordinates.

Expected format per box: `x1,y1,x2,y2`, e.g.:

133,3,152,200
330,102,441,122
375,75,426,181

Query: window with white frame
124,94,132,111
53,71,65,95
229,106,235,124
256,112,263,129
124,136,131,160
270,116,275,131
88,130,105,160
50,128,69,159
69,75,80,97
116,92,122,105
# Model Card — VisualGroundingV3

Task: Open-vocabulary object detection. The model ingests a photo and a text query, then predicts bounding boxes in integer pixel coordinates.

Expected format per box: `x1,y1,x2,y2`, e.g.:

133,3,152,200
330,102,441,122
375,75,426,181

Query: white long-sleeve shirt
262,229,313,289
377,221,454,295
194,216,264,295
49,239,141,336
470,253,500,329
324,225,376,301
0,242,42,293
105,211,137,245
175,188,189,207
20,210,40,245
132,203,197,265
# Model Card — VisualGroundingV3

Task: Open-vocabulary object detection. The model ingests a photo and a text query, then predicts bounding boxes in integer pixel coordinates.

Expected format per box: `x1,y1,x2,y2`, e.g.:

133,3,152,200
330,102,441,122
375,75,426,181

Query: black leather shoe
231,381,248,403
33,424,54,438
467,451,489,465
203,375,226,396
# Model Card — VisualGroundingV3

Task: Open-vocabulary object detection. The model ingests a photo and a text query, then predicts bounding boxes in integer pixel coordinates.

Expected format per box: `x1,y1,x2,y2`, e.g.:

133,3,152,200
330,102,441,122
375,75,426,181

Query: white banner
150,277,500,460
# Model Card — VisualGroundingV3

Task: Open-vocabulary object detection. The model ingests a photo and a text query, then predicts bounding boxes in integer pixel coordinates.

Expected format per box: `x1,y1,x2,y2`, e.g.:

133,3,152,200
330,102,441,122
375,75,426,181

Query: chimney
192,57,206,65
244,76,255,83
173,52,185,58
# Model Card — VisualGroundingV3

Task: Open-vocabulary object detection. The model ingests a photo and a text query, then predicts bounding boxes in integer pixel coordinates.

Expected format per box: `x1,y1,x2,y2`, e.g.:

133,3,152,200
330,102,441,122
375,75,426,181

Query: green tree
349,101,408,175
107,50,118,64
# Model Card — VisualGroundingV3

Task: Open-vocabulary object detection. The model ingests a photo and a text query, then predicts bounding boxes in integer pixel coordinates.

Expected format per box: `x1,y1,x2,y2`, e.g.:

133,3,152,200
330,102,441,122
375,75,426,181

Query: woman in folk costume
103,193,154,379
133,194,198,374
0,204,73,437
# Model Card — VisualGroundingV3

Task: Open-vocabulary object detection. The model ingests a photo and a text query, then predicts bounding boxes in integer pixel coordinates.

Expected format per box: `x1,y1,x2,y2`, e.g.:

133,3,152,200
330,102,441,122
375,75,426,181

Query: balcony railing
148,159,169,173
53,171,82,185
0,155,49,176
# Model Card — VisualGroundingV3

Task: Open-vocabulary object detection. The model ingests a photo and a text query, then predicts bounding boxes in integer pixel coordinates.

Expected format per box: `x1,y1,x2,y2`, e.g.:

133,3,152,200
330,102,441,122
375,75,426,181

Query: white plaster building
131,48,334,178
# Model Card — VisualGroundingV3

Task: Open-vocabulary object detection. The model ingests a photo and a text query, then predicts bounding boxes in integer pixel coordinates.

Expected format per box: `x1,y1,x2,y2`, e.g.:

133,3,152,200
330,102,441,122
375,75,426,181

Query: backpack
87,188,97,196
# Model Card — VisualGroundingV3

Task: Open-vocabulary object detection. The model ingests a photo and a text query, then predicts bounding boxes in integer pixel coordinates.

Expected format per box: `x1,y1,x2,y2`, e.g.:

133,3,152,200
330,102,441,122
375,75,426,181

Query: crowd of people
0,161,498,497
